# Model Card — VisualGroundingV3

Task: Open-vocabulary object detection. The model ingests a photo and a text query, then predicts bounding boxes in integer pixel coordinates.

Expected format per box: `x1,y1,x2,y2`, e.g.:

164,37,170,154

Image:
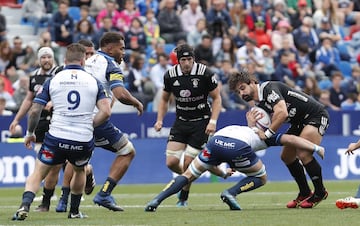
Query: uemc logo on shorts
214,139,236,149
0,155,35,184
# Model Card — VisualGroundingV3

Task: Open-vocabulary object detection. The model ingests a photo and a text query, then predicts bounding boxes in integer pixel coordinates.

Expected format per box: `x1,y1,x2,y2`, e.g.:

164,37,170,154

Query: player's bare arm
206,86,222,135
112,86,144,115
9,90,35,134
24,103,44,149
154,91,171,132
345,139,360,155
93,98,111,128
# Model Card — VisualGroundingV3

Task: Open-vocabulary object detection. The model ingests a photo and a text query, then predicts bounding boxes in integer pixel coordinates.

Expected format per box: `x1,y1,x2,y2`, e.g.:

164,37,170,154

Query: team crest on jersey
191,78,200,88
180,89,191,97
109,73,123,82
267,90,280,103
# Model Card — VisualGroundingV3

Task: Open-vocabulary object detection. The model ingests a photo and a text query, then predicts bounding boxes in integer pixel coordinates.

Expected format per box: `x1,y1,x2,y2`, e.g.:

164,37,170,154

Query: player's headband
176,47,194,61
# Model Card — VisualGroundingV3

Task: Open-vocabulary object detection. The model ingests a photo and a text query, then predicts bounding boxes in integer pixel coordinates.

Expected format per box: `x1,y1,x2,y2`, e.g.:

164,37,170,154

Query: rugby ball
252,106,271,130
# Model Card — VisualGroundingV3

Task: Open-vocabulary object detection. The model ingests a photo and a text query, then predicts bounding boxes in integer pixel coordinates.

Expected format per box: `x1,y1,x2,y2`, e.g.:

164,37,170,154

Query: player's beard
41,62,52,71
113,52,123,64
242,87,255,102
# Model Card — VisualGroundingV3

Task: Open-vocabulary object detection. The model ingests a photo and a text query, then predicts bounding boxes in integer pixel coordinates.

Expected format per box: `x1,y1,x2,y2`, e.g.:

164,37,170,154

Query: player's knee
184,146,201,159
115,141,135,156
166,156,180,169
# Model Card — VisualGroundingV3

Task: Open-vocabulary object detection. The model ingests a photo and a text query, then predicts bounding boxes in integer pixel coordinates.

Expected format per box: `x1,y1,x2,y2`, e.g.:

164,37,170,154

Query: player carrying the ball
228,70,329,209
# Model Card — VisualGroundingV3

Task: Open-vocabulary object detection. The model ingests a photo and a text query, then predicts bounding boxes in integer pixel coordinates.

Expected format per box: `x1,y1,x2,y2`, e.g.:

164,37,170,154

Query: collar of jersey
64,64,85,71
97,50,114,61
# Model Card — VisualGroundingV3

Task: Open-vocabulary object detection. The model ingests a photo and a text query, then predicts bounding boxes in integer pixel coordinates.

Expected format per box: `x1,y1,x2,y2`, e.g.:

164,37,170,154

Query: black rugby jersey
163,62,218,120
258,81,325,124
29,66,58,120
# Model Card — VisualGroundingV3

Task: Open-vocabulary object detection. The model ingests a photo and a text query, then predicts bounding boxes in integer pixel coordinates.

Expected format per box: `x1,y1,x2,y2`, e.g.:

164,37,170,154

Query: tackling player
145,125,325,211
9,47,60,212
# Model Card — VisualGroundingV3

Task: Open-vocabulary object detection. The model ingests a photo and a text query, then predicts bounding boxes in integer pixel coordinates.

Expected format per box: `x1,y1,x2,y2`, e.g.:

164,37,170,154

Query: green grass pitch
0,180,359,226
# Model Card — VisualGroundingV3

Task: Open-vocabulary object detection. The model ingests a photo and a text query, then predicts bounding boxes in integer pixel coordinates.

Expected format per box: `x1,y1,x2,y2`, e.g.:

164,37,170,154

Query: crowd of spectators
1,0,360,115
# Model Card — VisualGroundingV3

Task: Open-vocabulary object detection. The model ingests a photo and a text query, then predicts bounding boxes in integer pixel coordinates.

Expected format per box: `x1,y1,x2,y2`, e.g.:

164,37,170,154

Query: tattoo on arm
27,103,44,133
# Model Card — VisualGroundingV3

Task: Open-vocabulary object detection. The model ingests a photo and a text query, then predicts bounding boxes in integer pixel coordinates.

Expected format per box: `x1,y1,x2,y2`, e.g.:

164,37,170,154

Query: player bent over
336,138,360,209
11,43,111,220
145,125,324,211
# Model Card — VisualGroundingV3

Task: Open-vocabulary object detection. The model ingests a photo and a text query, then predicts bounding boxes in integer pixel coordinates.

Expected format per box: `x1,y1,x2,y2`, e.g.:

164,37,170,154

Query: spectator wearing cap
316,17,342,44
245,0,272,35
247,20,272,49
314,34,341,78
288,0,312,29
180,0,205,33
287,0,312,17
157,0,187,44
236,37,264,74
271,20,295,51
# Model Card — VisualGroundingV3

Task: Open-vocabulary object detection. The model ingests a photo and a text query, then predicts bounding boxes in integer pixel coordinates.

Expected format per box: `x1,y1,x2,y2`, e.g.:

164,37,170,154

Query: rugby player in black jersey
228,70,329,208
154,44,222,206
9,47,61,212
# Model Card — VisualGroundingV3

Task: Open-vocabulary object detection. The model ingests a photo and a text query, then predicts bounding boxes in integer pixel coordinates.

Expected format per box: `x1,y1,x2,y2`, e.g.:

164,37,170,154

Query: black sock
42,188,54,207
178,189,189,201
155,176,189,203
99,177,117,196
22,191,36,208
303,158,325,196
69,193,82,214
286,159,311,196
